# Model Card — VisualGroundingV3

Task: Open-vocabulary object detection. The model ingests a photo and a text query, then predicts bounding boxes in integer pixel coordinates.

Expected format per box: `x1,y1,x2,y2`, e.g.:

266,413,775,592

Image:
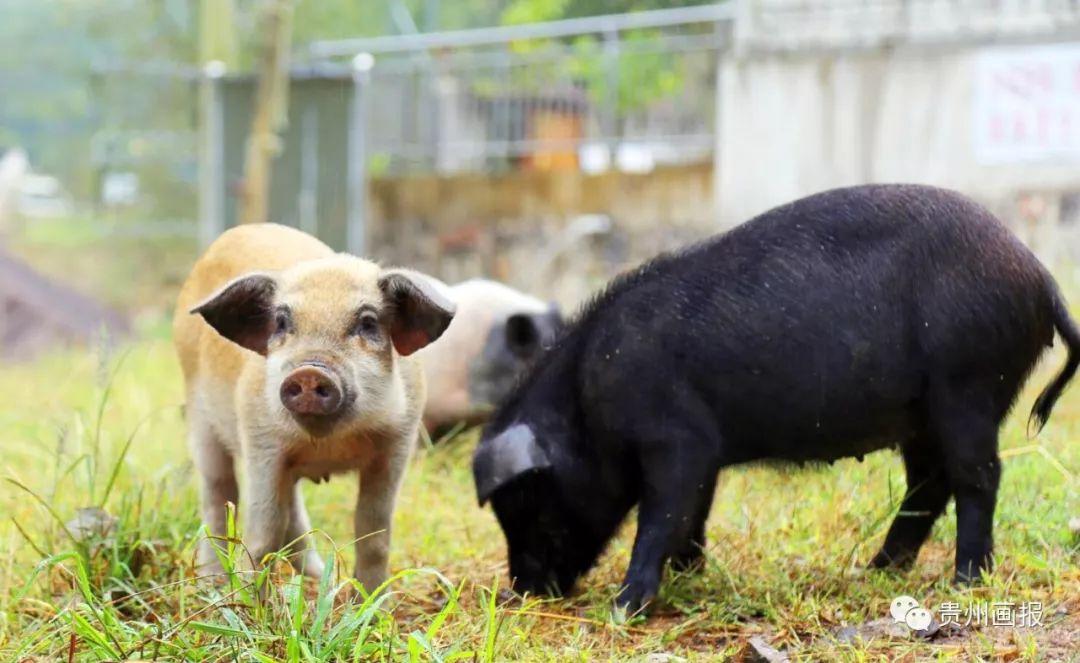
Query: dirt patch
0,243,128,359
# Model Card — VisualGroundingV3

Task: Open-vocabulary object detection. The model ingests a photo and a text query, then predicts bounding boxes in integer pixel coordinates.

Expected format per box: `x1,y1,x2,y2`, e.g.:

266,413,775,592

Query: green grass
0,336,1077,661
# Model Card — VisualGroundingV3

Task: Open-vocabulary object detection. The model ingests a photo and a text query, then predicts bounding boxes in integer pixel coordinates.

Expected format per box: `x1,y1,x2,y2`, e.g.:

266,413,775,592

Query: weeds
0,339,1076,660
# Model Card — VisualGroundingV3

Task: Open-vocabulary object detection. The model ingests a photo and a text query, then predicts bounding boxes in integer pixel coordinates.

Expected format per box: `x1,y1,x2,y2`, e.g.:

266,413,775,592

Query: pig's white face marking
890,595,920,623
904,607,933,631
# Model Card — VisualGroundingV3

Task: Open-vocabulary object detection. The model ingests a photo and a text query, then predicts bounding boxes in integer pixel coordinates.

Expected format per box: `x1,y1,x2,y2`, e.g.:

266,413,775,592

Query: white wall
716,45,1080,232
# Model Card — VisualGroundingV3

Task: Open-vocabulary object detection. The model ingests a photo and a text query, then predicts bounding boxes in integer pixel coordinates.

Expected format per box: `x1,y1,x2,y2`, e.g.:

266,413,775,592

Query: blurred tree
290,0,513,44
0,0,197,196
200,0,239,67
499,0,716,116
502,0,713,24
0,0,713,198
240,0,294,225
291,0,390,47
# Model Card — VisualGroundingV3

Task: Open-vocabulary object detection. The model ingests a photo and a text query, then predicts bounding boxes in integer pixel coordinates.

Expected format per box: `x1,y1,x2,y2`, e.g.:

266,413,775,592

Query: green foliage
200,0,239,67
292,0,389,45
496,0,718,115
0,0,715,190
0,0,200,197
501,0,572,25
501,0,715,24
569,32,688,114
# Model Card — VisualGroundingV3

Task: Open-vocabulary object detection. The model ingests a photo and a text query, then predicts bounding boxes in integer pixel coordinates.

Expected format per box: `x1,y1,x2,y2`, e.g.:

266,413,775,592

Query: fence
335,25,726,176
305,5,732,175
191,5,734,303
191,1,1080,303
86,62,201,233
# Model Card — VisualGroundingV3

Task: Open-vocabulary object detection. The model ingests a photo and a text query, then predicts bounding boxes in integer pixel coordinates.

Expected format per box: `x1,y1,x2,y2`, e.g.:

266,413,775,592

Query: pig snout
280,365,343,416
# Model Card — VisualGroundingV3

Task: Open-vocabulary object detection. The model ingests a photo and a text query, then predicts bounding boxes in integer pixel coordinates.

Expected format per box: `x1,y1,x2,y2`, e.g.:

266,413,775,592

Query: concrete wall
366,162,714,305
716,44,1080,269
370,162,713,237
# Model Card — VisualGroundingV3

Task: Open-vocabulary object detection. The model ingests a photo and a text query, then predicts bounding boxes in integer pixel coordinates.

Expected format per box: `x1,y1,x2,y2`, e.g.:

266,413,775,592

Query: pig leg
929,378,1002,583
869,438,951,569
670,472,718,572
353,435,413,593
241,451,291,571
618,440,718,612
284,483,325,579
189,423,238,576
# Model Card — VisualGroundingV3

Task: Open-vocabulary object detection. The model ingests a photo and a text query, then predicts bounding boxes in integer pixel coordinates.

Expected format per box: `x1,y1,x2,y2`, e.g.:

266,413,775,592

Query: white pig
417,279,561,434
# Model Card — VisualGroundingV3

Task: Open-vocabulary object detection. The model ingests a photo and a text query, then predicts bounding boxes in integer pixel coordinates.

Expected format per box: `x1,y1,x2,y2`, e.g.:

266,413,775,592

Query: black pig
472,184,1080,613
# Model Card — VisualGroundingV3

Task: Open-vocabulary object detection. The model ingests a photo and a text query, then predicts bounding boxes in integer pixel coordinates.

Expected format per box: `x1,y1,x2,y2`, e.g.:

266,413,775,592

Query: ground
0,334,1076,661
0,223,1076,661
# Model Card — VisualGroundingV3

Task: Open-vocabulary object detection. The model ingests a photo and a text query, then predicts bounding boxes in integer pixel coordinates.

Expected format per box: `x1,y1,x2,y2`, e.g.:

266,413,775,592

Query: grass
0,333,1077,660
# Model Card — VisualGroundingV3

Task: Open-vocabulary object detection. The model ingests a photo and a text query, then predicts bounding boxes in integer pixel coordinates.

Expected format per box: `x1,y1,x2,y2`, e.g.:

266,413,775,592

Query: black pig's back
576,184,1055,464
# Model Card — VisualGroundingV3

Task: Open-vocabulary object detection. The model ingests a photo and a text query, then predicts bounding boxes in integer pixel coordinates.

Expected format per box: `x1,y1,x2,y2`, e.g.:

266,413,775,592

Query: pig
472,184,1080,614
173,223,454,589
417,279,562,434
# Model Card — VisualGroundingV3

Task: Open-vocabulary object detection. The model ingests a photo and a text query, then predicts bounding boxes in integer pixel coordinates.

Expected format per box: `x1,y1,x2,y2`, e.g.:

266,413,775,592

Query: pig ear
190,273,277,355
473,423,551,505
505,314,541,359
378,268,456,356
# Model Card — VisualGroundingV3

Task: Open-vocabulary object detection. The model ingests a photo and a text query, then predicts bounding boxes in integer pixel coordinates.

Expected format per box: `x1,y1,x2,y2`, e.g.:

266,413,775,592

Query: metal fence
88,62,201,233
310,4,732,177
173,5,727,299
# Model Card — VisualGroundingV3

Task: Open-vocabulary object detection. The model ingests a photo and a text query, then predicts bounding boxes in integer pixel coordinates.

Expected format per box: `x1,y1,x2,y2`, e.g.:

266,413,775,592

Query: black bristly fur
472,184,1080,614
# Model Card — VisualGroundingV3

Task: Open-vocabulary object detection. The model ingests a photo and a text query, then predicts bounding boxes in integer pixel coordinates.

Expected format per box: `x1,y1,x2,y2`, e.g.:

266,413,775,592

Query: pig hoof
610,602,631,625
867,550,915,570
614,585,654,617
952,568,988,586
670,549,706,573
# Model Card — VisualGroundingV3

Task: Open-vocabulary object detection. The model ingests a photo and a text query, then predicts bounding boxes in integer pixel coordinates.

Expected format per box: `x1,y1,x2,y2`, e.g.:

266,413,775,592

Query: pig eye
274,310,291,335
353,312,380,339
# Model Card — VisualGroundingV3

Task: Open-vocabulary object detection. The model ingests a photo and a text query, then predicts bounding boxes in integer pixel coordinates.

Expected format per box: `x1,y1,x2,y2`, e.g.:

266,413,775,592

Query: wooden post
239,0,293,225
347,53,374,256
